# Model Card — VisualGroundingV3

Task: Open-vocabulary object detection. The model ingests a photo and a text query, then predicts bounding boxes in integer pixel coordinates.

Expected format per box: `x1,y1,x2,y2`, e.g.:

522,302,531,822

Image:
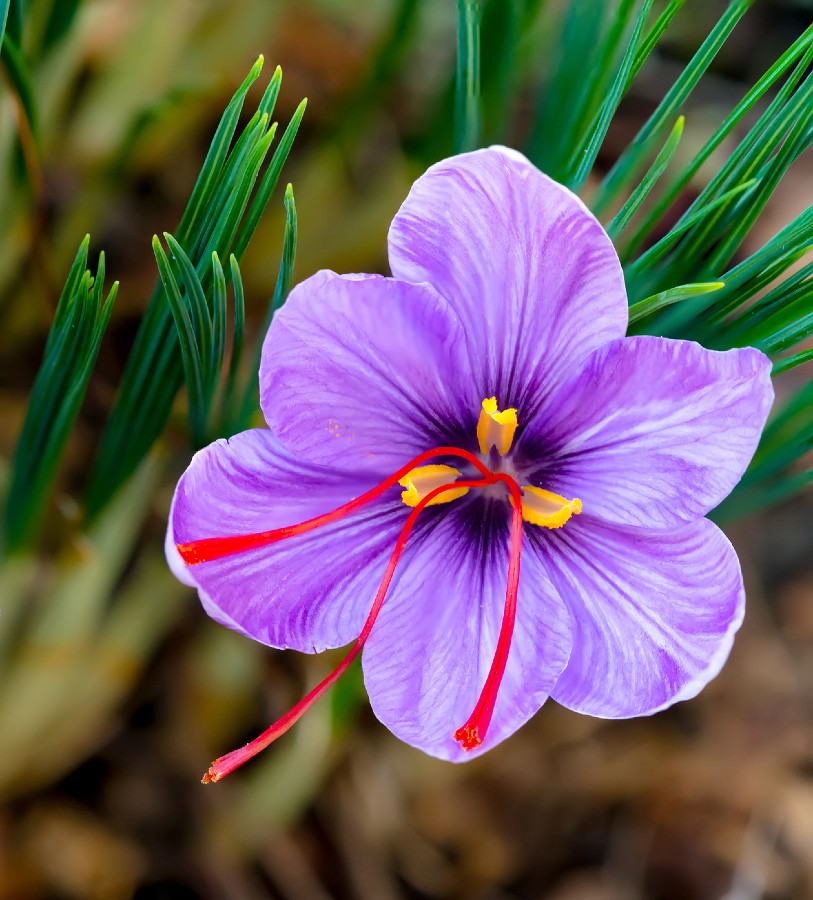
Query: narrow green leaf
266,183,297,326
163,232,213,372
527,0,607,173
257,64,283,120
479,0,534,142
569,0,653,191
606,115,683,240
624,180,757,280
237,185,298,428
1,32,38,141
702,89,813,275
86,64,305,517
454,0,481,153
628,281,725,324
195,114,274,263
232,99,306,260
218,254,247,436
773,349,813,376
49,235,90,343
200,124,277,269
626,0,686,85
703,206,813,325
593,0,753,215
4,0,22,44
4,241,115,551
152,237,208,444
175,55,265,245
0,0,10,51
726,258,813,343
624,26,813,259
211,254,228,382
716,467,813,522
40,0,80,51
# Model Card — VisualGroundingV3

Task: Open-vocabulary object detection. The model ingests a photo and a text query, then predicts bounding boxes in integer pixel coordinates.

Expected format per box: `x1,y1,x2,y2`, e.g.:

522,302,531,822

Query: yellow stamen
521,486,582,529
477,397,518,456
398,464,469,508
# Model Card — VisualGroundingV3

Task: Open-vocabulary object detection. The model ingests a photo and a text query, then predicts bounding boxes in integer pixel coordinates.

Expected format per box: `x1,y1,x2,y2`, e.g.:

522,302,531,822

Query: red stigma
199,471,498,783
453,475,524,753
177,446,492,565
453,723,481,751
181,447,526,781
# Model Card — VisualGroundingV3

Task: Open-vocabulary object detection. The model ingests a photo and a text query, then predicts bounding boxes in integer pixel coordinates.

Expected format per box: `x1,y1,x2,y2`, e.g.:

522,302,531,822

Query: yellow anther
398,465,469,508
477,397,518,456
521,486,582,529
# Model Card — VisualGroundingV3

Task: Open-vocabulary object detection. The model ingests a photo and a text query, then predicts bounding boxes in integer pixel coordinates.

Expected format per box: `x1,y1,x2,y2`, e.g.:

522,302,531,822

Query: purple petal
519,336,773,528
362,504,572,761
388,146,628,415
260,271,475,475
532,515,744,717
169,429,408,651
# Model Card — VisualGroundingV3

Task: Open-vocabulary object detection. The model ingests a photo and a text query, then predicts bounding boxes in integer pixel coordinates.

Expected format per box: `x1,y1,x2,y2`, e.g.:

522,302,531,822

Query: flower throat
177,400,580,782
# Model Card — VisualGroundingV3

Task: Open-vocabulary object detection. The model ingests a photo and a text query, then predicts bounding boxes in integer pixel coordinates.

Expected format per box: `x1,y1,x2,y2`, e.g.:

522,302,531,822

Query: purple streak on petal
260,271,476,474
532,515,744,717
362,501,572,761
169,428,408,651
519,337,774,528
388,146,628,416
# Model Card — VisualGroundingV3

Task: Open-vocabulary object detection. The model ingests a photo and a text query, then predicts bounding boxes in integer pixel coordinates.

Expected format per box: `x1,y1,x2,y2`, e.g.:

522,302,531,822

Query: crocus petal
169,429,408,651
388,146,628,414
260,271,474,475
531,515,744,718
362,503,572,761
518,336,773,529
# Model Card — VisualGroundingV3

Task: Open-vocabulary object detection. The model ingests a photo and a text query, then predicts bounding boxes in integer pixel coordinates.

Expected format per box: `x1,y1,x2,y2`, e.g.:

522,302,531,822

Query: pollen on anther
521,486,582,529
477,397,518,456
398,464,469,508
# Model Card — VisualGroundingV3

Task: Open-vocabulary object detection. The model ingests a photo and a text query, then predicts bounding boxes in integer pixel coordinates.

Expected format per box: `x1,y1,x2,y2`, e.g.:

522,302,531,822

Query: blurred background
2,0,813,897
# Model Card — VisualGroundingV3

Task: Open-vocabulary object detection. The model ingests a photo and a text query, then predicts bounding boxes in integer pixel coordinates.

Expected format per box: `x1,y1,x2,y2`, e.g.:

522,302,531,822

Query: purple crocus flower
167,146,773,781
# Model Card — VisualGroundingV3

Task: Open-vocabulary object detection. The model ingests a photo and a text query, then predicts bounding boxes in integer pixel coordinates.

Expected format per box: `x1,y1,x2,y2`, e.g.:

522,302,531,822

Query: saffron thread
453,474,524,751
202,474,500,783
178,446,493,564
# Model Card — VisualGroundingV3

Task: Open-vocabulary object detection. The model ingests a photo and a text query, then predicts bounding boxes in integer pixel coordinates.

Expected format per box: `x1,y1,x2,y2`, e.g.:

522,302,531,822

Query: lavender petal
388,146,628,416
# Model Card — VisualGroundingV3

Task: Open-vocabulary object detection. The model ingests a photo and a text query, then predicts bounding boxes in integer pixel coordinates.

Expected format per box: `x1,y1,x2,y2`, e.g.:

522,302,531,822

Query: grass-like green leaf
528,0,607,175
622,27,813,262
1,31,38,141
626,0,686,86
4,239,117,552
163,232,213,367
568,0,653,192
606,114,683,240
232,98,304,260
773,349,813,376
219,253,245,431
235,184,298,429
175,56,267,245
85,59,304,519
152,236,208,445
0,0,10,50
628,281,724,325
593,0,752,217
266,183,297,328
454,0,481,153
